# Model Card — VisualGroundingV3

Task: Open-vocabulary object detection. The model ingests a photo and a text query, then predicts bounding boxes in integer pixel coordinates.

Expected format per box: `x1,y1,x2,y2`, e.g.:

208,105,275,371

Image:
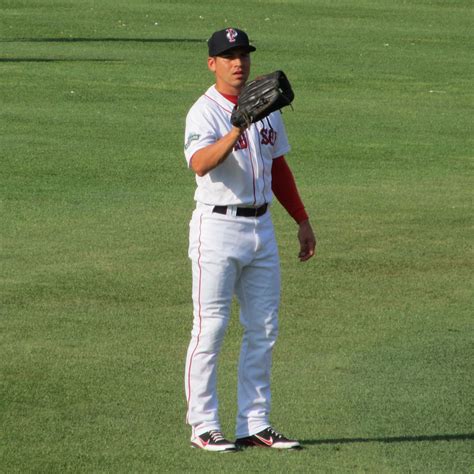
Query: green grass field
1,0,473,472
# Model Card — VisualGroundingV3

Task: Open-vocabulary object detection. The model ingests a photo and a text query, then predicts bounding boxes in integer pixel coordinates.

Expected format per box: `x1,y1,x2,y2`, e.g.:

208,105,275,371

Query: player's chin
232,74,248,87
233,78,246,89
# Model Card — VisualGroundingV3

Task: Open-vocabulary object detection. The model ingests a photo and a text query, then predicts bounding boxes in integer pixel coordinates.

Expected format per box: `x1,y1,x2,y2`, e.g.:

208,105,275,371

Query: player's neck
218,91,238,105
215,81,242,99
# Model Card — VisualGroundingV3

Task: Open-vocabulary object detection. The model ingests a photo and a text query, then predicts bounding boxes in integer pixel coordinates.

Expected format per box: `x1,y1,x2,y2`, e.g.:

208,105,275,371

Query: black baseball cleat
235,427,301,449
191,430,237,452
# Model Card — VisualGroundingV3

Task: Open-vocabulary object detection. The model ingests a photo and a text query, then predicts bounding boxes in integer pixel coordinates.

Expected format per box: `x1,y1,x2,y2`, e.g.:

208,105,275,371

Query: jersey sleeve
272,156,309,224
270,111,291,159
184,102,218,167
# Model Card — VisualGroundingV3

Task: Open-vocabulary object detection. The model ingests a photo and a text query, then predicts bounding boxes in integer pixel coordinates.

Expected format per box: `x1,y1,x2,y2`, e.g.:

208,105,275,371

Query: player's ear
208,56,217,73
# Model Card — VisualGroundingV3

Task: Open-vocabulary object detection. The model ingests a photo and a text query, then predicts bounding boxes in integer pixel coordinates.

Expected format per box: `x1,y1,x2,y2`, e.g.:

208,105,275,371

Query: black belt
213,203,268,217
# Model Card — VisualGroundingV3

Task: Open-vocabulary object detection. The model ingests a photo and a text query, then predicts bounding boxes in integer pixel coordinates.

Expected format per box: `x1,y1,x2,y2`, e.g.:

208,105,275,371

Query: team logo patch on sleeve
185,133,200,150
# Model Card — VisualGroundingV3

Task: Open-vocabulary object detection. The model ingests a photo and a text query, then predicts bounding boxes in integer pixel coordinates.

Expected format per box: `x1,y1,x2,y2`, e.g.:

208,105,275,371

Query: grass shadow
1,37,205,43
0,58,121,63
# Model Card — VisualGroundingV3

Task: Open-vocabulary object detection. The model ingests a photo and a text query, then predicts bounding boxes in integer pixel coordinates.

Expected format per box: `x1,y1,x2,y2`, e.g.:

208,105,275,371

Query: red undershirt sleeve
271,156,309,224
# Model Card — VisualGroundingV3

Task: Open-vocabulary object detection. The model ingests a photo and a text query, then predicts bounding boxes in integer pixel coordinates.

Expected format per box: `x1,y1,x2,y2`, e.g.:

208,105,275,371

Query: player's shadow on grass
1,37,204,43
302,433,474,446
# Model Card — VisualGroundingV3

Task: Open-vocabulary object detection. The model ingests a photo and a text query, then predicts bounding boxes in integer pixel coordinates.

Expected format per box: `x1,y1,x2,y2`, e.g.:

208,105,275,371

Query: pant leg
234,215,281,438
184,210,240,437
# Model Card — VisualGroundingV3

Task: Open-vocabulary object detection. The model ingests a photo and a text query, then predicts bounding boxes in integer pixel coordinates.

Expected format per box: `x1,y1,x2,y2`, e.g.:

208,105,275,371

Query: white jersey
184,85,291,207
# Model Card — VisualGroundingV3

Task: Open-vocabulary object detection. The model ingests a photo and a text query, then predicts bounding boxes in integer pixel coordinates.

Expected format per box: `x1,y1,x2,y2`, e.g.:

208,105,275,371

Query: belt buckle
228,205,238,217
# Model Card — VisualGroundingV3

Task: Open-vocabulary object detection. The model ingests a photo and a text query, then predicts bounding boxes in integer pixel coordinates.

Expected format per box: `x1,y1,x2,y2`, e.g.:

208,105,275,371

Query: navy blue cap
208,28,256,56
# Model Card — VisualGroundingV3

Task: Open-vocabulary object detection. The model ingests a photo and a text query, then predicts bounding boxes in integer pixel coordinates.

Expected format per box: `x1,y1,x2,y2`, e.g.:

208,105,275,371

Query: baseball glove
231,70,294,128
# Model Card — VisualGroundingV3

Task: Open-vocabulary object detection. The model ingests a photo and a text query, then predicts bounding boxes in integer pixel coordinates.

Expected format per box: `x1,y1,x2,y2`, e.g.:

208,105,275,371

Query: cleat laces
267,428,284,440
209,430,225,442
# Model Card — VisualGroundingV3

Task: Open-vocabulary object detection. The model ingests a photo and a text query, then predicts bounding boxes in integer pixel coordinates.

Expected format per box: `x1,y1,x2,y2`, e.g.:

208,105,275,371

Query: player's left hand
297,220,316,262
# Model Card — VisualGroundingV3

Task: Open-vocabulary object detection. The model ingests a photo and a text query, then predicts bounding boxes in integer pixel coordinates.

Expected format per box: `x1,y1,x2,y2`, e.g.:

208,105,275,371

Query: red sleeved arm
271,156,309,224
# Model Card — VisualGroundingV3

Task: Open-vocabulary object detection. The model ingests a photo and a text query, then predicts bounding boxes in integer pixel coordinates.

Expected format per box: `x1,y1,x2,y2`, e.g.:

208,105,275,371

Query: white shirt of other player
184,85,291,207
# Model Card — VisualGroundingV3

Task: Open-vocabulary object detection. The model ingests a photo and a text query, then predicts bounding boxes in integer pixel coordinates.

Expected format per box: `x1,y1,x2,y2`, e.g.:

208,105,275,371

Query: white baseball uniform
184,84,291,439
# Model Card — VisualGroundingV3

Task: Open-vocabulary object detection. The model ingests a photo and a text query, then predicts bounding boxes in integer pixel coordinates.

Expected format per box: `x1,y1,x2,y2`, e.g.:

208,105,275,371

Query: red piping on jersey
204,94,233,114
186,214,204,424
256,124,268,203
245,129,257,206
272,156,309,224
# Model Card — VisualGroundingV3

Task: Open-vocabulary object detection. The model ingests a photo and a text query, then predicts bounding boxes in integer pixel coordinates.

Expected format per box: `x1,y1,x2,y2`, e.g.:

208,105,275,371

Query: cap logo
226,28,238,43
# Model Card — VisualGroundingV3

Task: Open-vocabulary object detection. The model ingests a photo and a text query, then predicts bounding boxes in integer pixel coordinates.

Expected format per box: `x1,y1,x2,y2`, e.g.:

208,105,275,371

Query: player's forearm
191,127,243,177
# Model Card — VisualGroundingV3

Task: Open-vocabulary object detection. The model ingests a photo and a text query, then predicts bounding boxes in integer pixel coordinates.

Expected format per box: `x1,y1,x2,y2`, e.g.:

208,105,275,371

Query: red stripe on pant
186,214,203,427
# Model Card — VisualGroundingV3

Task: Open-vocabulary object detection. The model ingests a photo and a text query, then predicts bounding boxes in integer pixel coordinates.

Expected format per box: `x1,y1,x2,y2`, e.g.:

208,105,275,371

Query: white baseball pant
185,203,280,439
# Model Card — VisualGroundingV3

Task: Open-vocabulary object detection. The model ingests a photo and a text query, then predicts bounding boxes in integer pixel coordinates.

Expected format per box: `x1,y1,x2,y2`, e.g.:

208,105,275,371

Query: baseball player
184,27,316,452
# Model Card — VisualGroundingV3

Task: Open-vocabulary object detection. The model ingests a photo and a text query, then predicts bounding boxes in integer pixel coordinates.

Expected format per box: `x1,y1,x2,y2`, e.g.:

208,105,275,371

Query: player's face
208,48,251,95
